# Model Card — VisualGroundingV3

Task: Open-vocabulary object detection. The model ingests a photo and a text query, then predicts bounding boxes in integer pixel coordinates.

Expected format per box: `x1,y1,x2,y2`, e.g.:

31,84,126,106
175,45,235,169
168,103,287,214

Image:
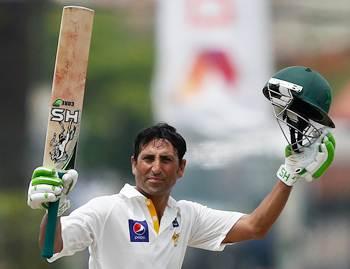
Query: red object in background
180,50,238,98
330,82,350,120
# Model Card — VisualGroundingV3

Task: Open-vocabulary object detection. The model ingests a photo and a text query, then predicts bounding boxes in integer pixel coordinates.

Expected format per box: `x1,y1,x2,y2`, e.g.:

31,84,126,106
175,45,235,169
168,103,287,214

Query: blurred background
1,0,350,268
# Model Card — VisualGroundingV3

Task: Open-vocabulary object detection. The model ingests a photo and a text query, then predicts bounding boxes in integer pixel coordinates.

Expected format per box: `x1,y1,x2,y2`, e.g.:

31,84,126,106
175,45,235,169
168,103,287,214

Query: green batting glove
277,131,336,186
27,167,78,216
27,167,63,210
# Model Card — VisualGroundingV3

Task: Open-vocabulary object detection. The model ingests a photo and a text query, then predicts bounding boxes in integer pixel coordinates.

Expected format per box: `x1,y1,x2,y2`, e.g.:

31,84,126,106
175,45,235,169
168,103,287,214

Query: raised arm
223,181,291,243
223,131,335,243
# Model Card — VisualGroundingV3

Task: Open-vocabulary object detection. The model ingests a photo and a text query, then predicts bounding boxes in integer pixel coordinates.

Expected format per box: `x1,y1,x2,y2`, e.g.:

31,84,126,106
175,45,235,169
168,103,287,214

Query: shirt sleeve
48,196,113,263
186,201,245,251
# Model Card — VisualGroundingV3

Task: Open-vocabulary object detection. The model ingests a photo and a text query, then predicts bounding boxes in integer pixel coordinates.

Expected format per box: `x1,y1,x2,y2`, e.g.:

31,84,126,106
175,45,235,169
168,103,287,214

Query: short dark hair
133,122,187,161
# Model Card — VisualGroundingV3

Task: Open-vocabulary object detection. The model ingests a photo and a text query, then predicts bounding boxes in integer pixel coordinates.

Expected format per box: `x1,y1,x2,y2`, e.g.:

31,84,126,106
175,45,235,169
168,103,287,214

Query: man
28,66,336,269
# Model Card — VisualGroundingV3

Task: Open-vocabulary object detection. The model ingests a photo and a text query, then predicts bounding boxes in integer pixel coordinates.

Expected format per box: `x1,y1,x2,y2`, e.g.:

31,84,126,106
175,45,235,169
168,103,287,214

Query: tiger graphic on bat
49,120,76,163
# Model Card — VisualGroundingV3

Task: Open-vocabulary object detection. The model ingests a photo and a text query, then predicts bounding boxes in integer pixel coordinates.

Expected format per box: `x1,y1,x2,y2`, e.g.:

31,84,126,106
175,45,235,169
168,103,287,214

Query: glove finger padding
27,167,78,216
29,184,63,195
326,131,336,148
27,184,63,209
28,193,58,209
31,167,62,186
303,133,335,182
28,167,63,209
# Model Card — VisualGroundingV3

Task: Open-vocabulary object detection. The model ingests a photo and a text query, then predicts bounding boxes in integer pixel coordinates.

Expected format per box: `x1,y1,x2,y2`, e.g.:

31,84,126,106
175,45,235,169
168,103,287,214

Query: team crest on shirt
128,219,149,242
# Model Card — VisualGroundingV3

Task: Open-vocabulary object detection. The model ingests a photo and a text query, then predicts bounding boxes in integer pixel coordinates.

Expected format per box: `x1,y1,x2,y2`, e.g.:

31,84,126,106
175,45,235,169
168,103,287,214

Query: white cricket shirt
49,184,244,269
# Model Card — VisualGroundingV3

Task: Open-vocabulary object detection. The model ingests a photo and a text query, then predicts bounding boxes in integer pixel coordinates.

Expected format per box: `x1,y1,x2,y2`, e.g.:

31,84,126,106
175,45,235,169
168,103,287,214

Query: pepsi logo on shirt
128,219,149,242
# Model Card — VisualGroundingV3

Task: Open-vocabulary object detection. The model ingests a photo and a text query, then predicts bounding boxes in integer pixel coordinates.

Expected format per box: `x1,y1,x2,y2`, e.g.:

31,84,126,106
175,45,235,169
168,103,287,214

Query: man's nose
151,160,161,174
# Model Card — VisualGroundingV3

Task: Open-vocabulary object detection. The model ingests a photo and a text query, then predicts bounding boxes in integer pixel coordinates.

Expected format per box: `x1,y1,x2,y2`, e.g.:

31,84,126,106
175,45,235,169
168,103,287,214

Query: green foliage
82,9,154,176
0,192,60,268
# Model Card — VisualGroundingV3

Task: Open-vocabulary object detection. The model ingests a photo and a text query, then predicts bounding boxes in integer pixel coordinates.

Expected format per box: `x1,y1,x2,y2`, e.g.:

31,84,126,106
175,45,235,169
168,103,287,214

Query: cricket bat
41,6,94,259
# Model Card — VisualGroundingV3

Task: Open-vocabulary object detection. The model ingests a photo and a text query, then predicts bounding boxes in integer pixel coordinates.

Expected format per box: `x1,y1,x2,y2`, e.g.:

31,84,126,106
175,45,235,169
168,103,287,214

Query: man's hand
27,167,78,216
277,131,336,186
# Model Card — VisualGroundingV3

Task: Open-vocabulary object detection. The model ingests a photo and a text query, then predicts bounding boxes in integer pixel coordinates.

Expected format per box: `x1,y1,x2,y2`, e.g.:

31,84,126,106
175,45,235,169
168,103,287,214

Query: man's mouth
147,176,163,183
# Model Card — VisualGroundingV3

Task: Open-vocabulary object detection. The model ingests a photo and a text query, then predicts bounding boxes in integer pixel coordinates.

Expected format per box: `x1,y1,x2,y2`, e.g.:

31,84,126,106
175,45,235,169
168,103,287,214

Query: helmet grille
265,82,324,152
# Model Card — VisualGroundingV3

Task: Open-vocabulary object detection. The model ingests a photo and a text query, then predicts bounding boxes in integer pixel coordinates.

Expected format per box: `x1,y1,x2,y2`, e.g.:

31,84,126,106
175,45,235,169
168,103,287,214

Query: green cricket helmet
263,66,335,152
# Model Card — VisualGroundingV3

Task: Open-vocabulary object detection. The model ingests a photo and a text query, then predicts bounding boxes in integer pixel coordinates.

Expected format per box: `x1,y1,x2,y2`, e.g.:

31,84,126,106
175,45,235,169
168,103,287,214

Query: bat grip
41,200,60,259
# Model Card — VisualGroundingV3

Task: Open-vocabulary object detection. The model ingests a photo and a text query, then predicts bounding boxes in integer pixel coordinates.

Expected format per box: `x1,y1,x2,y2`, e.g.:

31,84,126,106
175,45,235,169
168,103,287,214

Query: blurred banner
152,0,273,138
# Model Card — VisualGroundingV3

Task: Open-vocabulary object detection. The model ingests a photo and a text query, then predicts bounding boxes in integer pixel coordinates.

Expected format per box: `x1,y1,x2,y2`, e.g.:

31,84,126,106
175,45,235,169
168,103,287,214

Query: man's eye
162,157,172,163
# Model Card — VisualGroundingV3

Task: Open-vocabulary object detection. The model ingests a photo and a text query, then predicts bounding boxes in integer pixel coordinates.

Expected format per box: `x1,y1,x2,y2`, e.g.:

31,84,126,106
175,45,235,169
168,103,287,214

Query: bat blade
41,6,94,259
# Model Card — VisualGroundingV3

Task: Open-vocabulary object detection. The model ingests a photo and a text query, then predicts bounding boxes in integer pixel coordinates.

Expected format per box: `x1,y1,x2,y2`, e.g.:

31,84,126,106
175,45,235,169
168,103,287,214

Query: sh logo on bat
50,98,79,123
49,98,78,163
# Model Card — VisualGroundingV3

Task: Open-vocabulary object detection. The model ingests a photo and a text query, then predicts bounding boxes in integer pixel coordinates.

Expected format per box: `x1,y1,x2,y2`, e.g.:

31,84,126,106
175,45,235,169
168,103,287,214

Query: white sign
152,0,273,138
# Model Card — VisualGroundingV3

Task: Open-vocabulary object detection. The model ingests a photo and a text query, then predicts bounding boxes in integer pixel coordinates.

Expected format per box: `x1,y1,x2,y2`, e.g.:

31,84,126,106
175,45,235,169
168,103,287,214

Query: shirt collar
120,183,145,199
120,183,177,209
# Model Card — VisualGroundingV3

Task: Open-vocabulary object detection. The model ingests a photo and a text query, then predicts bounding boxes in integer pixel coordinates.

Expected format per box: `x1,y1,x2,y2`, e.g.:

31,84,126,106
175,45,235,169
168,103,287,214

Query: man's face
131,138,186,198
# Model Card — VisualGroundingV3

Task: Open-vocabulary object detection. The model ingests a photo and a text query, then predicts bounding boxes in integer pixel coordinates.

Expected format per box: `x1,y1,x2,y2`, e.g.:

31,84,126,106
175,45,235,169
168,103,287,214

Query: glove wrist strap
277,164,296,186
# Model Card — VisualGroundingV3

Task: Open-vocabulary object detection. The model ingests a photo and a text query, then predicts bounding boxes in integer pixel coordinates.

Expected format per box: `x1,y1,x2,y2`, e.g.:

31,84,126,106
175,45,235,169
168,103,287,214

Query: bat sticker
49,120,76,163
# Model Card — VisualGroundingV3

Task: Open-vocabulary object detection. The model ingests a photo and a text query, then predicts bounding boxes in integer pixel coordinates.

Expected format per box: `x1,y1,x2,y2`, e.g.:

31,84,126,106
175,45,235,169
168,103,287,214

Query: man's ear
131,156,136,175
177,159,186,178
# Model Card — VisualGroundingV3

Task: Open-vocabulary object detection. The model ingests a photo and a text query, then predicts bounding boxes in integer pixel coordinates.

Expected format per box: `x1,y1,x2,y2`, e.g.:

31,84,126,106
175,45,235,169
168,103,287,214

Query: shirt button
152,216,158,221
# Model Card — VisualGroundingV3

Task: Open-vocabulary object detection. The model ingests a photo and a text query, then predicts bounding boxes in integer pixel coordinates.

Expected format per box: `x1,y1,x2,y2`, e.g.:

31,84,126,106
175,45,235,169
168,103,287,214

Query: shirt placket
145,198,160,234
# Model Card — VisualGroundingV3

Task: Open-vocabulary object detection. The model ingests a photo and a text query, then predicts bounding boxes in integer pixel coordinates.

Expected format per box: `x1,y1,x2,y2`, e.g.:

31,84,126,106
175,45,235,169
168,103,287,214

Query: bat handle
41,200,60,259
